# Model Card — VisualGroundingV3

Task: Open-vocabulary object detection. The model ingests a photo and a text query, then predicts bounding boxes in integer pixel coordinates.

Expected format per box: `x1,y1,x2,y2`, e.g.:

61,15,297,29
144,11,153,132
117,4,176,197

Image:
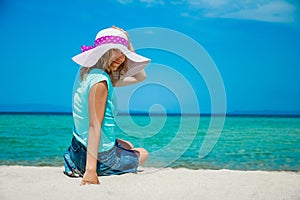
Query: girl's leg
116,138,149,166
116,139,134,149
132,148,149,166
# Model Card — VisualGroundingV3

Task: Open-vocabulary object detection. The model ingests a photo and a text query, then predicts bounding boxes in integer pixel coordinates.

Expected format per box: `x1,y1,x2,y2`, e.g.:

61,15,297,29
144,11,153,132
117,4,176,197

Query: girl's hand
111,25,134,51
80,170,100,186
112,25,129,39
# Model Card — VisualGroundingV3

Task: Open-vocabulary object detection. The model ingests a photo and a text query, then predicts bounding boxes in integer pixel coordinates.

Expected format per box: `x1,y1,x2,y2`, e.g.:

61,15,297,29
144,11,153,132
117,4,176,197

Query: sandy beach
1,166,299,200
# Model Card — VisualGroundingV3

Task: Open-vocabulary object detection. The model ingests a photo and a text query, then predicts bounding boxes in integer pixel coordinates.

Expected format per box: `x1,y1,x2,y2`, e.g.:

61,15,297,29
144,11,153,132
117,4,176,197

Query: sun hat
72,27,150,78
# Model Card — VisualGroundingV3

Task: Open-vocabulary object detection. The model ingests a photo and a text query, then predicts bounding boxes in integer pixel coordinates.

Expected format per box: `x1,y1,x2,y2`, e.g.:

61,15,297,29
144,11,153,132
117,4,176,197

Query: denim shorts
63,137,139,177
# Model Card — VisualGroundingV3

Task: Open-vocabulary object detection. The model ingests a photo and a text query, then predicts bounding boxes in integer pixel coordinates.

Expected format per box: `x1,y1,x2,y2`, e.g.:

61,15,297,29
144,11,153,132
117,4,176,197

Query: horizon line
0,111,299,118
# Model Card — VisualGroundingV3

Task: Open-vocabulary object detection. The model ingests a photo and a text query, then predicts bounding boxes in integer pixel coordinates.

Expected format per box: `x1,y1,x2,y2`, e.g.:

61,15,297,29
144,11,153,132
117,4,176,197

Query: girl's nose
116,54,124,60
113,51,123,59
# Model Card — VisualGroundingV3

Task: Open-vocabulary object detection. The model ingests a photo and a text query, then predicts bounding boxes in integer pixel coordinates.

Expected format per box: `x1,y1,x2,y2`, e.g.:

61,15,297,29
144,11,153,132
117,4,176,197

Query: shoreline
1,164,300,173
1,166,300,200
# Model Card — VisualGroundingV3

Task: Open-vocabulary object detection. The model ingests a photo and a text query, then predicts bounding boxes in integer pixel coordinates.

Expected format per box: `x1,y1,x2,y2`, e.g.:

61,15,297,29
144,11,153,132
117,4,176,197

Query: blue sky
0,0,299,114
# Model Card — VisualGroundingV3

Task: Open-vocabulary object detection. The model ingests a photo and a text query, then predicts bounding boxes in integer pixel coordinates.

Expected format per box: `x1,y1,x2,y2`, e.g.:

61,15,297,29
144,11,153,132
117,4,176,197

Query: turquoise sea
0,114,299,171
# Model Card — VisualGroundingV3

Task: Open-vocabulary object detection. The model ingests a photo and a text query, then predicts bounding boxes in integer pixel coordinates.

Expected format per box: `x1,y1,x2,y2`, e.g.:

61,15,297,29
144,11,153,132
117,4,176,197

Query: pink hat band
81,35,129,52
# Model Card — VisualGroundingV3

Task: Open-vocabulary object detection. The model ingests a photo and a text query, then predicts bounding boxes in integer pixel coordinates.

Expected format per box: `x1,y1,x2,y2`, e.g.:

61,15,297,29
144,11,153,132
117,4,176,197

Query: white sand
1,166,300,200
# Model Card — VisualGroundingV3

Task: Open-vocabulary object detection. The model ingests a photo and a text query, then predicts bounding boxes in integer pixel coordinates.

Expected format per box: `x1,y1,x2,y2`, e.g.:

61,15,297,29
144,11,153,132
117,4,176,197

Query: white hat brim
72,44,150,77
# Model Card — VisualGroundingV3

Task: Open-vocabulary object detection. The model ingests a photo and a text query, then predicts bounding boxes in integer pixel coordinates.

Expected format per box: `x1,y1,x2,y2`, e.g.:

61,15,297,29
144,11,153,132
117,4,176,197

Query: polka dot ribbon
81,35,129,52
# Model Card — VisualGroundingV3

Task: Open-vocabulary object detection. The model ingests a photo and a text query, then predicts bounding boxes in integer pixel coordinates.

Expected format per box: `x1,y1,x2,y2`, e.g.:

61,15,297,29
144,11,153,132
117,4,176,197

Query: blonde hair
80,49,128,85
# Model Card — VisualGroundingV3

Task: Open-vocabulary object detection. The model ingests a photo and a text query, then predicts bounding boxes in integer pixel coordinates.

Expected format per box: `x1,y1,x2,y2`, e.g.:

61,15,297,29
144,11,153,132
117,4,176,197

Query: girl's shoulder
87,68,113,91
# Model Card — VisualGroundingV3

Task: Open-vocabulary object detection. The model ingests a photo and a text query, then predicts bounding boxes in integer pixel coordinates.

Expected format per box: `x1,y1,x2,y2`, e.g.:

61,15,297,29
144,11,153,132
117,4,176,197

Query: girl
63,26,150,185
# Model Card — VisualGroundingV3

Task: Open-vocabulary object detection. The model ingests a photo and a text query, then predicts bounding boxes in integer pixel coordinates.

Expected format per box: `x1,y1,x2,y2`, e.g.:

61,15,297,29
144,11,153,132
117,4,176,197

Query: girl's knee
133,148,149,165
117,139,134,149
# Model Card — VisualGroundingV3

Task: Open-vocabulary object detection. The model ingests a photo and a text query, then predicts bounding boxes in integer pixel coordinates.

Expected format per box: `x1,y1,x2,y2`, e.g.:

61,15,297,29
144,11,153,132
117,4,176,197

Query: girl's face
110,48,126,71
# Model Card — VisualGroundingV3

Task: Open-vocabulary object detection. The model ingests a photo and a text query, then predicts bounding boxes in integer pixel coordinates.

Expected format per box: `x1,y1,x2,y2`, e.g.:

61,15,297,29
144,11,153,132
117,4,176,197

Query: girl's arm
115,69,146,87
81,81,108,185
111,26,147,87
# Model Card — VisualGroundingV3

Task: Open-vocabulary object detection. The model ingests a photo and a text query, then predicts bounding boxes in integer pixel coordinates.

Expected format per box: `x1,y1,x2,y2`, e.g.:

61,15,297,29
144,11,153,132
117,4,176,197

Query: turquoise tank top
72,68,117,152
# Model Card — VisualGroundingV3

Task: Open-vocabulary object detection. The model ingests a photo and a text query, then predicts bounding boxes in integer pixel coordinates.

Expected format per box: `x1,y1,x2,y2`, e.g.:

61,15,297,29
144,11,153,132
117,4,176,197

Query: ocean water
0,114,299,171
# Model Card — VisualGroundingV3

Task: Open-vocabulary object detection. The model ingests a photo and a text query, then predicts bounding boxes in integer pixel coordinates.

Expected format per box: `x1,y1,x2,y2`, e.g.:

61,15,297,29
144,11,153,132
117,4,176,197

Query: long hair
80,49,128,85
